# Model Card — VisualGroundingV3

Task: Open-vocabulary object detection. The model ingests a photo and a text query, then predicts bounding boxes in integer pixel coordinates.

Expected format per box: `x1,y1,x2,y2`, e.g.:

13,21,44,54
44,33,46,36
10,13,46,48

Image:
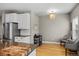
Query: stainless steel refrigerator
3,22,20,41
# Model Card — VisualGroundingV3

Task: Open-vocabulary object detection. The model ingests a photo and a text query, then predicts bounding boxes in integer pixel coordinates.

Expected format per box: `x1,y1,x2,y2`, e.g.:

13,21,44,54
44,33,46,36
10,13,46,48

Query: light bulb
49,13,56,20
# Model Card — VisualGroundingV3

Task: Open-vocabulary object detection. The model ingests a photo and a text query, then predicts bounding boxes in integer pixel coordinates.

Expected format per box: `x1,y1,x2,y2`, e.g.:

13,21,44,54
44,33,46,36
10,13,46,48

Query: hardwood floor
36,43,65,56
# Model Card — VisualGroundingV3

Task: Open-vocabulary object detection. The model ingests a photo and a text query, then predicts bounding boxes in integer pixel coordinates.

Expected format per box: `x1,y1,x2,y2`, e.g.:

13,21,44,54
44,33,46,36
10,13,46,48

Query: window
72,16,78,41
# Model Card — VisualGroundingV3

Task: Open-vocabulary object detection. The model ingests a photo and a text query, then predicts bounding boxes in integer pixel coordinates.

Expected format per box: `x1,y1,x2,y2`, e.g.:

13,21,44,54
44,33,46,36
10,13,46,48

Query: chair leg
65,48,67,56
60,41,62,46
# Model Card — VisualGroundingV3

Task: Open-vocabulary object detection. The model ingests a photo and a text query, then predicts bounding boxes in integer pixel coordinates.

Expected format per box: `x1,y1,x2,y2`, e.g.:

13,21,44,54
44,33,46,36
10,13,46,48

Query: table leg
65,48,67,56
60,41,62,46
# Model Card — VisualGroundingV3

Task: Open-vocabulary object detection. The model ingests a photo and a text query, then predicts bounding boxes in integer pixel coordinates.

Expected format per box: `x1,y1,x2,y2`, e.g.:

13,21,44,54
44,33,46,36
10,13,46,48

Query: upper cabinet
26,13,30,29
5,13,30,29
5,13,18,23
18,13,30,29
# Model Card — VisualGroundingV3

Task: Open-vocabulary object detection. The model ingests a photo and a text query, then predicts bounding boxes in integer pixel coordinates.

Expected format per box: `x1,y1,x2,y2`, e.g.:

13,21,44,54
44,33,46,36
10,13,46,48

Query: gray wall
31,12,39,35
30,11,39,44
39,14,70,42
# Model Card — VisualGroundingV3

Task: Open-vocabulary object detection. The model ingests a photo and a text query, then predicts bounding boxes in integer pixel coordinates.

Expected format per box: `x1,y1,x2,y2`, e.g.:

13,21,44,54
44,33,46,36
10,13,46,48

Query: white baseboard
42,41,60,44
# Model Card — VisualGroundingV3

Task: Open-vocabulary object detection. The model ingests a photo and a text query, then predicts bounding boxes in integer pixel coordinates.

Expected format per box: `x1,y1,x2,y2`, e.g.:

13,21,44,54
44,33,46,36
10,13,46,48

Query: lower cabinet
15,37,30,44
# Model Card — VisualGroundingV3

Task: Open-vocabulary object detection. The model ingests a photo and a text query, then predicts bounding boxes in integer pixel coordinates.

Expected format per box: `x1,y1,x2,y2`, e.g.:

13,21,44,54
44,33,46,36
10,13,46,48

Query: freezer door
3,23,9,39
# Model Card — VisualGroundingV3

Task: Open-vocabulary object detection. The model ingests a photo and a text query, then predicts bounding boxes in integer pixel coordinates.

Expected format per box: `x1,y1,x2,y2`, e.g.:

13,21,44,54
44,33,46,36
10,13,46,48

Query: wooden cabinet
18,13,30,29
5,13,18,23
15,37,30,44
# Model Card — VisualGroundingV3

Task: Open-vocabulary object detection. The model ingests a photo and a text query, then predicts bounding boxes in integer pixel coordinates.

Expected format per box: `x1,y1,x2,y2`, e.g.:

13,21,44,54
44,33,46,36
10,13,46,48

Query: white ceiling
0,3,77,16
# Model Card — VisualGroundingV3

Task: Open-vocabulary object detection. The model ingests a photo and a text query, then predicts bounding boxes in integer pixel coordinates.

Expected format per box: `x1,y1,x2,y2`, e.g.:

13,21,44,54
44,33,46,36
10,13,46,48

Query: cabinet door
26,13,30,29
15,37,22,42
18,13,30,29
15,37,30,44
22,37,30,44
18,14,23,29
22,14,27,29
5,14,10,23
5,13,17,23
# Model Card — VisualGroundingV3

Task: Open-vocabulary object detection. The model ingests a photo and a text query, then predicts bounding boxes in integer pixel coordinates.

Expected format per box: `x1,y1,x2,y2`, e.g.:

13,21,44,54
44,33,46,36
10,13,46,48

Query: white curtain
72,16,78,41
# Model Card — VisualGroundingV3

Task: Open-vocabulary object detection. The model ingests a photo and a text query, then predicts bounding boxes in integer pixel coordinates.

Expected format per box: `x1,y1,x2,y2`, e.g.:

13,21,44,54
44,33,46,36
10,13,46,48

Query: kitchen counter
0,45,29,56
16,35,31,37
0,41,37,56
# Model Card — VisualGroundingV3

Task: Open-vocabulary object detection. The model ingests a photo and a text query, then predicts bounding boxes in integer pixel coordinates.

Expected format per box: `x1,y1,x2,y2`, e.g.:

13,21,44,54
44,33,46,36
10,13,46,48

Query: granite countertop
0,45,30,56
16,35,31,37
0,41,37,56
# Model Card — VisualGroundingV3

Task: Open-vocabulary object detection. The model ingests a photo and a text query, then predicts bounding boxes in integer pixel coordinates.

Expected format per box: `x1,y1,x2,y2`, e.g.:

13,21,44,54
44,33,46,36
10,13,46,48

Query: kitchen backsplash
20,30,30,36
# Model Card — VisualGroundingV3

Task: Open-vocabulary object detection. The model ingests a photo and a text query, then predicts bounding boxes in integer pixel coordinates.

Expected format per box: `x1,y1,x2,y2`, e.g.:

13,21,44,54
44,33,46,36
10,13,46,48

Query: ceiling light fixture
47,8,57,20
48,12,56,20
